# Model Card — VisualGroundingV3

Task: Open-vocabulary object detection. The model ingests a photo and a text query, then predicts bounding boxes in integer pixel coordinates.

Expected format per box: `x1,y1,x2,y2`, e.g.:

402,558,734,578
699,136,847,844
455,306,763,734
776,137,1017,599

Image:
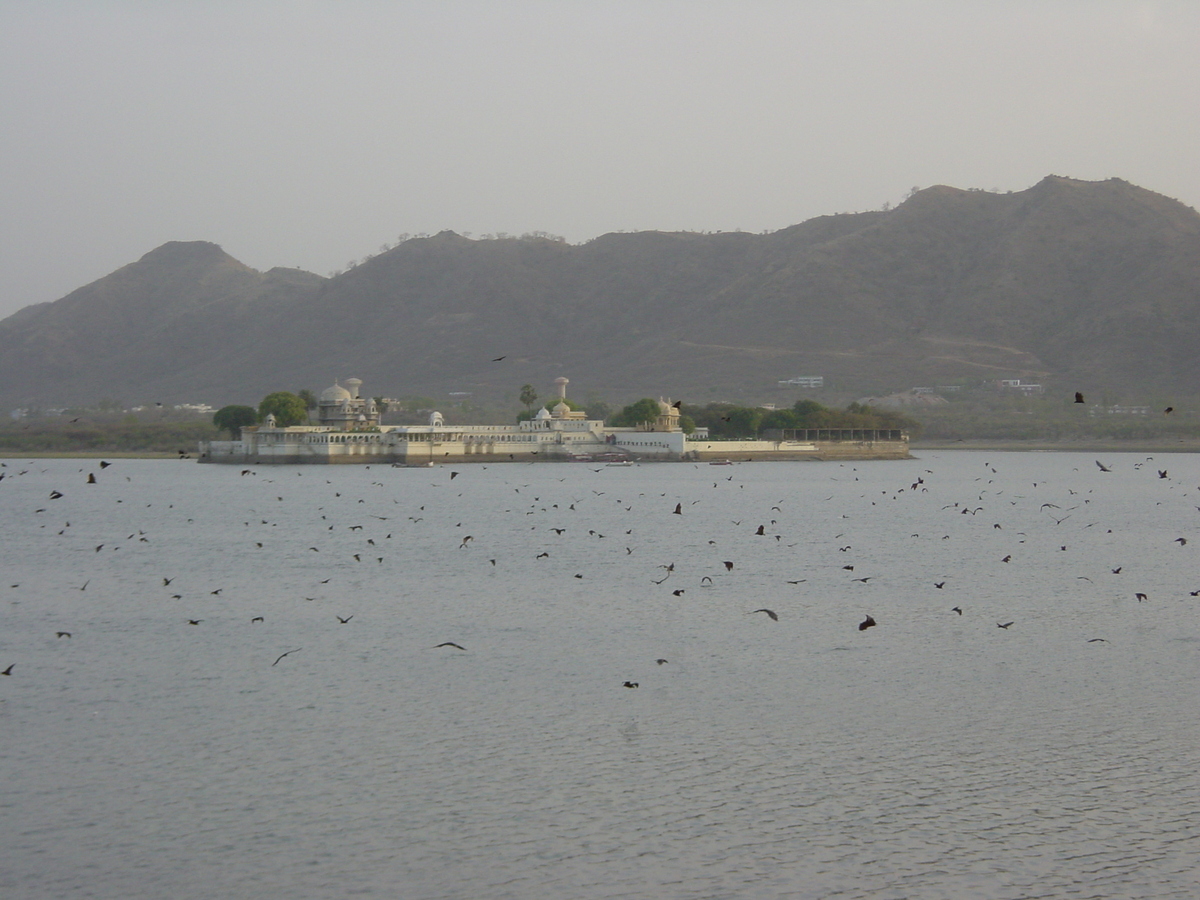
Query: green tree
212,405,258,438
610,398,662,428
258,392,308,427
519,384,538,411
297,389,318,411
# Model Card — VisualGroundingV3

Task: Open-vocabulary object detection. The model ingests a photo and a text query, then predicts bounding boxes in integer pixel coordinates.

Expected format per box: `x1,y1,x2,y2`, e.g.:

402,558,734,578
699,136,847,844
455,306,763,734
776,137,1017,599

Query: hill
2,176,1198,411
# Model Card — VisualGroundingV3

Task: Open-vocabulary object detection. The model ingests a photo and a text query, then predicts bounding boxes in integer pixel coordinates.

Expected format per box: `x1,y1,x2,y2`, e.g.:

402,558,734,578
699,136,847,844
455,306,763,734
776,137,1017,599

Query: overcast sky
2,0,1198,320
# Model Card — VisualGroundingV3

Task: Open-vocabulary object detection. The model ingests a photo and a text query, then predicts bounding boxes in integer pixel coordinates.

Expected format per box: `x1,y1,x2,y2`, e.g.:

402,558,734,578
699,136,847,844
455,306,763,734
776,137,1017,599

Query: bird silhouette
997,621,1013,629
1074,392,1085,403
1095,460,1112,472
750,608,778,621
951,606,963,615
858,615,876,631
433,642,466,650
336,615,353,624
622,681,639,689
1,664,13,675
56,632,71,638
272,648,300,666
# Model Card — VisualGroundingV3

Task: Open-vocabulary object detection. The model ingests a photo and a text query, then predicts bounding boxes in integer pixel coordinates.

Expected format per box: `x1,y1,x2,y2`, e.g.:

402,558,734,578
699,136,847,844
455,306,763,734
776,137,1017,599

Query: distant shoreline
911,439,1200,453
4,441,1198,460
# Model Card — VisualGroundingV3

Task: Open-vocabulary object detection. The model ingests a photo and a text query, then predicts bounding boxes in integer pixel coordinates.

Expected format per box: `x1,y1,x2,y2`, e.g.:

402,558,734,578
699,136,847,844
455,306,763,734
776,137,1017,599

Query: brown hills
2,175,1198,410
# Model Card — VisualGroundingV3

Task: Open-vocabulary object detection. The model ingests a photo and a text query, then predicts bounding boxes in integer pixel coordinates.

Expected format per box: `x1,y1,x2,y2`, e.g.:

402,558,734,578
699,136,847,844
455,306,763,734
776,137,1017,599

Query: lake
2,452,1198,898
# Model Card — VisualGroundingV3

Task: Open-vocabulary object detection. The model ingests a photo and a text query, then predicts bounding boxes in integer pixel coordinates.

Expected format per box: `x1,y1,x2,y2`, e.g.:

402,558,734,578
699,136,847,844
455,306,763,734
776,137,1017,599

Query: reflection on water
2,453,1198,898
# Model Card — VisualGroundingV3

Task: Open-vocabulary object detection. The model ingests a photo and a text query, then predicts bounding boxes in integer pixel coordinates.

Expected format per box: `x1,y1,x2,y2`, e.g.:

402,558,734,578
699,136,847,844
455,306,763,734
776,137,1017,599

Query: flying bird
750,608,778,621
723,561,734,571
336,615,354,624
1095,460,1112,473
951,606,962,615
433,642,466,650
272,648,301,666
858,615,876,631
622,681,639,689
1,665,13,675
997,621,1013,629
56,632,71,638
673,503,682,515
1074,392,1085,403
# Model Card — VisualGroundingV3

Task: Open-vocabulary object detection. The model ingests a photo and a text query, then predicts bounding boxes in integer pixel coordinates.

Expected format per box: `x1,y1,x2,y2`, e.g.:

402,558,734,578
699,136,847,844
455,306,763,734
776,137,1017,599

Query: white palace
198,377,909,465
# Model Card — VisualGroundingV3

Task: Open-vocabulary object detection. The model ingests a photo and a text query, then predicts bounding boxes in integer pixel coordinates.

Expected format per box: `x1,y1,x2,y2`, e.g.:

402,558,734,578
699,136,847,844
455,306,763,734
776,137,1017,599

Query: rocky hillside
2,176,1198,410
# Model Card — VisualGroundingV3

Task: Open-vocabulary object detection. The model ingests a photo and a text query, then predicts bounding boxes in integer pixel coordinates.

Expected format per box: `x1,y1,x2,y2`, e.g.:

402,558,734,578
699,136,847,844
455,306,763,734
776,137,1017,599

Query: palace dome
321,382,352,403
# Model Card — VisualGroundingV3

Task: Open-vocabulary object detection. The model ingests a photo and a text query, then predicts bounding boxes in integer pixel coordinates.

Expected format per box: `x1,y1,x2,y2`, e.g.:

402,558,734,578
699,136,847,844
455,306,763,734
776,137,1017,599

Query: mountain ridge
2,176,1198,409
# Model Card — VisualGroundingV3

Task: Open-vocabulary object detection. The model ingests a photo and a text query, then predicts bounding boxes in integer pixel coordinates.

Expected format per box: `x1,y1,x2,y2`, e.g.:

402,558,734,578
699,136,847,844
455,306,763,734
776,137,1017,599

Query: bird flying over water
750,608,778,621
272,648,301,666
1074,392,1085,403
433,642,466,650
858,615,876,631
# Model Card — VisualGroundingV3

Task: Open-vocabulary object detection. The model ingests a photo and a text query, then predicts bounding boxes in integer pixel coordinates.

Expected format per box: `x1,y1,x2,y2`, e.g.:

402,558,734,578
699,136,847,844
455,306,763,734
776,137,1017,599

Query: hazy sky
3,1,1198,320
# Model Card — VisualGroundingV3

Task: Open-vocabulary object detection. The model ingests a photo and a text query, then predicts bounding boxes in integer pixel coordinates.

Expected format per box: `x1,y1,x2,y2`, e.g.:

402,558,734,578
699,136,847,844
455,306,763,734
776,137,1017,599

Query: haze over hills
2,175,1198,412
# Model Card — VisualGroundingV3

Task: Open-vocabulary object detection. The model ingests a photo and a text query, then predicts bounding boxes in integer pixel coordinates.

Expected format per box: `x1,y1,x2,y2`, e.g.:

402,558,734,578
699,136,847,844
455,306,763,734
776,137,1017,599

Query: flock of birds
2,446,1197,689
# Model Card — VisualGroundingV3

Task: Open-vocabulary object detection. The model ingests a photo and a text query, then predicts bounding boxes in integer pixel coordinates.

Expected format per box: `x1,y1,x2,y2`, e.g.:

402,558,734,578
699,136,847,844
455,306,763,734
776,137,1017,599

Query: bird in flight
997,621,1014,629
433,642,466,650
1,664,13,675
56,632,71,638
750,608,778,621
1074,392,1085,403
272,648,301,666
336,615,354,624
1095,460,1112,473
858,615,876,631
622,681,639,689
951,606,963,615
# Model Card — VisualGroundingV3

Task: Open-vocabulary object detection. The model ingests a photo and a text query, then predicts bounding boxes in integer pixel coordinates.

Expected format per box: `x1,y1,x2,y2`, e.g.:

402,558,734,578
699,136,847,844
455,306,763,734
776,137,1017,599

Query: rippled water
2,452,1198,899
